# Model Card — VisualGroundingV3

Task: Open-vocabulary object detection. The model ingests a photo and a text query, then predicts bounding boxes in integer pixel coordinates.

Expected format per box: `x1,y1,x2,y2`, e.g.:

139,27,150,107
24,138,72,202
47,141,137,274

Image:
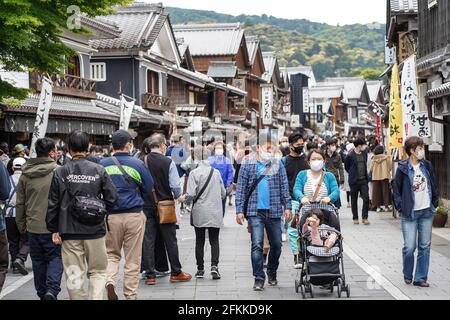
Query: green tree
0,0,130,101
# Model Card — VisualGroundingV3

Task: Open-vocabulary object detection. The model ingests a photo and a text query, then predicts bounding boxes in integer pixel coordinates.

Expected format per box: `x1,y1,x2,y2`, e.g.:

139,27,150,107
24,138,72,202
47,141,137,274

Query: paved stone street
1,192,449,300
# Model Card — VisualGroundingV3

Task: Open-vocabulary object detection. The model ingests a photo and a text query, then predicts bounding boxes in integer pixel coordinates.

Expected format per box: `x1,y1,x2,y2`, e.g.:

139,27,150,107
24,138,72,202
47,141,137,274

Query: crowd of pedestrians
0,128,440,298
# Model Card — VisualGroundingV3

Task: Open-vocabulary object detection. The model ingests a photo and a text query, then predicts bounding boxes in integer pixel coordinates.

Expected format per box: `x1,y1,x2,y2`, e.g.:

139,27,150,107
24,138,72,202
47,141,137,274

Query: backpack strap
243,163,272,217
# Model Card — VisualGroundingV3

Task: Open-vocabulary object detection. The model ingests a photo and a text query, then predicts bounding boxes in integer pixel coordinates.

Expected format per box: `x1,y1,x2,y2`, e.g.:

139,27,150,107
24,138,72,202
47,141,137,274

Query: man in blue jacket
0,160,11,293
101,130,153,300
236,131,292,291
392,136,439,288
209,142,233,217
344,137,370,225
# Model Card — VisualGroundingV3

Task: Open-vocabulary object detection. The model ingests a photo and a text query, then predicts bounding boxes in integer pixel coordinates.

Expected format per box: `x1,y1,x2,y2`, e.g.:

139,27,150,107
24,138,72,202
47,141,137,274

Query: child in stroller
302,209,338,253
294,203,350,299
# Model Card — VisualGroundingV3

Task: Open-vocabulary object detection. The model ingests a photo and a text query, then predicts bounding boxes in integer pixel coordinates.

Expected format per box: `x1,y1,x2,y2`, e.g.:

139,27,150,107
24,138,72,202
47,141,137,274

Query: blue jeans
401,209,433,283
248,212,282,281
29,233,63,299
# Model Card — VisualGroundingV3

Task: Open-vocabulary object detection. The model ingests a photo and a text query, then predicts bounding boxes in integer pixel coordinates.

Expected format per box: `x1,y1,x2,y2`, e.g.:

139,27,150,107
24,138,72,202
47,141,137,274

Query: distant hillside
166,7,386,81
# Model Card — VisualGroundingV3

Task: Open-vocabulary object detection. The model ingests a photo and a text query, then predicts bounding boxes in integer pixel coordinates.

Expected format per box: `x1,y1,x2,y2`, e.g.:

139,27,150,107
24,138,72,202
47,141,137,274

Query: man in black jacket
0,160,11,294
47,131,117,300
344,137,370,225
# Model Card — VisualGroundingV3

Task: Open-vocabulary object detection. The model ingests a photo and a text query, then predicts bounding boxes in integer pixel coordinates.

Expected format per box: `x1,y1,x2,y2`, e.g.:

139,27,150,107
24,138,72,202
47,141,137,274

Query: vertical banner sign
30,77,53,158
119,95,135,131
388,63,403,150
406,112,431,138
302,87,309,113
262,85,273,126
400,55,420,141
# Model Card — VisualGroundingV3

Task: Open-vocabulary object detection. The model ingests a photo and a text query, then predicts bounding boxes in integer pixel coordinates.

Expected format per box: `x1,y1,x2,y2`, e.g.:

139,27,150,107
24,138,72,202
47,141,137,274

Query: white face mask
215,149,224,156
415,149,425,160
260,151,272,161
310,160,324,172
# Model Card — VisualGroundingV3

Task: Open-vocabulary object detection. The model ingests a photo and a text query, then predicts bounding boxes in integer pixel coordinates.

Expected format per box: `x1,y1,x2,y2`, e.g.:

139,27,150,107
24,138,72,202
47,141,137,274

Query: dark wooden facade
428,117,450,200
418,0,450,57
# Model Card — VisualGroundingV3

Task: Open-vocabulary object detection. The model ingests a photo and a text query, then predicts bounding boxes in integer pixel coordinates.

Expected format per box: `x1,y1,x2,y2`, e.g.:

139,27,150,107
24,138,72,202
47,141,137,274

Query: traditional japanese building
416,0,450,203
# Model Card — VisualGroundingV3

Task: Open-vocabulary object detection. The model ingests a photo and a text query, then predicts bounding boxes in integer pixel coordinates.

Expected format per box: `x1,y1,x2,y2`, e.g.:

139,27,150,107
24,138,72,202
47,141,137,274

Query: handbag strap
112,156,140,191
144,155,159,204
193,168,214,205
311,171,325,202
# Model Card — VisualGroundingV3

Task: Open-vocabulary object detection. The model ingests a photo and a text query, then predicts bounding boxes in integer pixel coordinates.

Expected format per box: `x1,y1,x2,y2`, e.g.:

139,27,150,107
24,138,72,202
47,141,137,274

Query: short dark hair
404,136,424,156
289,132,304,145
305,208,324,225
35,138,56,158
326,138,338,146
67,130,90,153
353,137,366,147
373,145,385,155
307,142,318,150
307,148,325,162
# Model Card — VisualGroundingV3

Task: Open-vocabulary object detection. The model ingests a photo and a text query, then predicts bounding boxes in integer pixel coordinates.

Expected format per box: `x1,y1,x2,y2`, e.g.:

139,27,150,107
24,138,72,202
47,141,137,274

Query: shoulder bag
144,155,177,225
243,163,272,218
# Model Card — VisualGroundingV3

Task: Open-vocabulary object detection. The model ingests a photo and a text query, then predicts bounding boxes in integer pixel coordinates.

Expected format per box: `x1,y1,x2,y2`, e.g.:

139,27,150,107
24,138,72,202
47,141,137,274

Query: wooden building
416,0,450,203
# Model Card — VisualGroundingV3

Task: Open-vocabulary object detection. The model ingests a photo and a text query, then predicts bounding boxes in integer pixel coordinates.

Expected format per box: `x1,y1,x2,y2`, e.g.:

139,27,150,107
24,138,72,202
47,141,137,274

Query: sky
155,0,386,26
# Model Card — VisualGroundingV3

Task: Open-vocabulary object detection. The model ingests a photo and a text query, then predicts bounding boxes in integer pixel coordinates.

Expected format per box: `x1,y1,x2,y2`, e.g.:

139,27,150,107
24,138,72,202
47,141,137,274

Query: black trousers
155,227,169,272
5,217,29,263
141,209,182,277
194,227,220,270
350,181,369,220
0,231,8,293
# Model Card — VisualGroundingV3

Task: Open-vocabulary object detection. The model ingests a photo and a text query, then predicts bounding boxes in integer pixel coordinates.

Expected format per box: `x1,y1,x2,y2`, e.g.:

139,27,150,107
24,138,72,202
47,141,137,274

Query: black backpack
63,166,107,226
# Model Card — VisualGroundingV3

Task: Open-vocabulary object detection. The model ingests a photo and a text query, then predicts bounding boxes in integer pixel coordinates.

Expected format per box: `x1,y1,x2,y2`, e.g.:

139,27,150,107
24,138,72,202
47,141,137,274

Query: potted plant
433,206,449,228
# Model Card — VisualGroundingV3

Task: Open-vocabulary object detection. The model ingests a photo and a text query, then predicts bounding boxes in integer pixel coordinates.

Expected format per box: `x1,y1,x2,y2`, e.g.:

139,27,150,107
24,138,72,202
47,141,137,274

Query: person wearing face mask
344,137,370,225
393,136,439,288
324,139,345,190
280,133,309,267
209,142,233,217
293,149,340,209
279,137,290,157
235,131,292,291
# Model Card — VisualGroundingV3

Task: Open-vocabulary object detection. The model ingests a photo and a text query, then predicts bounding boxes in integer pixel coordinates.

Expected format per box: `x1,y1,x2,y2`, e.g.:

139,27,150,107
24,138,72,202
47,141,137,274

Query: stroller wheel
300,284,306,299
330,283,334,293
337,279,342,298
295,280,299,293
309,284,314,298
346,285,351,298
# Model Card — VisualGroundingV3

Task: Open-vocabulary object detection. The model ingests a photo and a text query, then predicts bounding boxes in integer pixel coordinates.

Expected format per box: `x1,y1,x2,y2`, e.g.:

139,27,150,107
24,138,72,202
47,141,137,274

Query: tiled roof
5,94,118,121
246,36,260,64
280,66,316,85
324,77,366,100
310,84,344,99
366,80,383,102
207,61,238,78
172,23,245,56
91,3,167,50
262,52,277,83
80,15,121,39
390,0,418,14
427,82,450,98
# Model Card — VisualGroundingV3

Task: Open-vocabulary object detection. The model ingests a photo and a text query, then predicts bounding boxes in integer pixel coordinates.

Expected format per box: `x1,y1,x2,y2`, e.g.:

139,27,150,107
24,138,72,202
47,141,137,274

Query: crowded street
2,196,450,300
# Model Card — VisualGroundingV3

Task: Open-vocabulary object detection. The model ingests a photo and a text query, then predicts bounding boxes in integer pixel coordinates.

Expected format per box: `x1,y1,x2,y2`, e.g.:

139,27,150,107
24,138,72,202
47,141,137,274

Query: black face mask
293,146,304,155
244,150,251,156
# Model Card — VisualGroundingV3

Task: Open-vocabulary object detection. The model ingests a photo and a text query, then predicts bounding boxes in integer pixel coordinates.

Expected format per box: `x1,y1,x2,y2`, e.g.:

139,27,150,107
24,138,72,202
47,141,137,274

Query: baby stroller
294,203,350,299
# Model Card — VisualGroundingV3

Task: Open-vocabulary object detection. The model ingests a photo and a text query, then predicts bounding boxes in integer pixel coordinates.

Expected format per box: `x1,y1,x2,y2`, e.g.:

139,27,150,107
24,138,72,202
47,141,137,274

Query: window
147,70,159,95
67,56,81,77
90,63,106,81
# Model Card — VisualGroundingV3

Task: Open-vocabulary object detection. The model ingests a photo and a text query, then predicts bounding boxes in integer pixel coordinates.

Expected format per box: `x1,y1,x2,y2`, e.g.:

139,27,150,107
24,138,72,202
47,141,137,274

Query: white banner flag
406,112,432,139
401,55,420,141
261,85,273,126
30,77,53,158
119,95,135,131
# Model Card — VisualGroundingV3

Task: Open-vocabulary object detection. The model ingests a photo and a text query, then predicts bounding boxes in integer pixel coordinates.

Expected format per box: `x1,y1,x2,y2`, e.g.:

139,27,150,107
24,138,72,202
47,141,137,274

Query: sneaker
293,255,302,269
144,277,156,285
211,266,221,280
353,220,360,225
42,292,56,300
170,272,192,283
404,277,413,285
376,208,382,213
267,274,278,286
413,281,430,288
106,283,118,300
281,234,287,242
13,259,28,276
362,219,370,225
195,270,205,279
253,279,265,291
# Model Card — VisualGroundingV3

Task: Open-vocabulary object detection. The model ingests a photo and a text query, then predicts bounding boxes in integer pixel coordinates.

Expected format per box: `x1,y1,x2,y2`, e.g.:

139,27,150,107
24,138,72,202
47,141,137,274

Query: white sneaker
376,208,382,213
282,234,287,242
294,263,303,269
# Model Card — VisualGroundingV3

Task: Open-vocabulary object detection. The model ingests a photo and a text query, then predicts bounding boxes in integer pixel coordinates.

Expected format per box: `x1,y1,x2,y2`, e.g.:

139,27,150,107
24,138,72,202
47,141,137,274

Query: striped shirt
303,170,329,201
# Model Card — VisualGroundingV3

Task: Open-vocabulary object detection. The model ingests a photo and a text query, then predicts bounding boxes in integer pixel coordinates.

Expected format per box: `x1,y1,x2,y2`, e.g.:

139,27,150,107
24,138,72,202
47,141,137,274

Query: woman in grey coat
183,146,226,280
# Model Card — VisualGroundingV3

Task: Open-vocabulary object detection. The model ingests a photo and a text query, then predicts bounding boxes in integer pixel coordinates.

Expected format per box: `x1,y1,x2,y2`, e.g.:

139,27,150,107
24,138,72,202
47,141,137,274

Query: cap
13,144,25,154
13,157,26,169
111,130,134,149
